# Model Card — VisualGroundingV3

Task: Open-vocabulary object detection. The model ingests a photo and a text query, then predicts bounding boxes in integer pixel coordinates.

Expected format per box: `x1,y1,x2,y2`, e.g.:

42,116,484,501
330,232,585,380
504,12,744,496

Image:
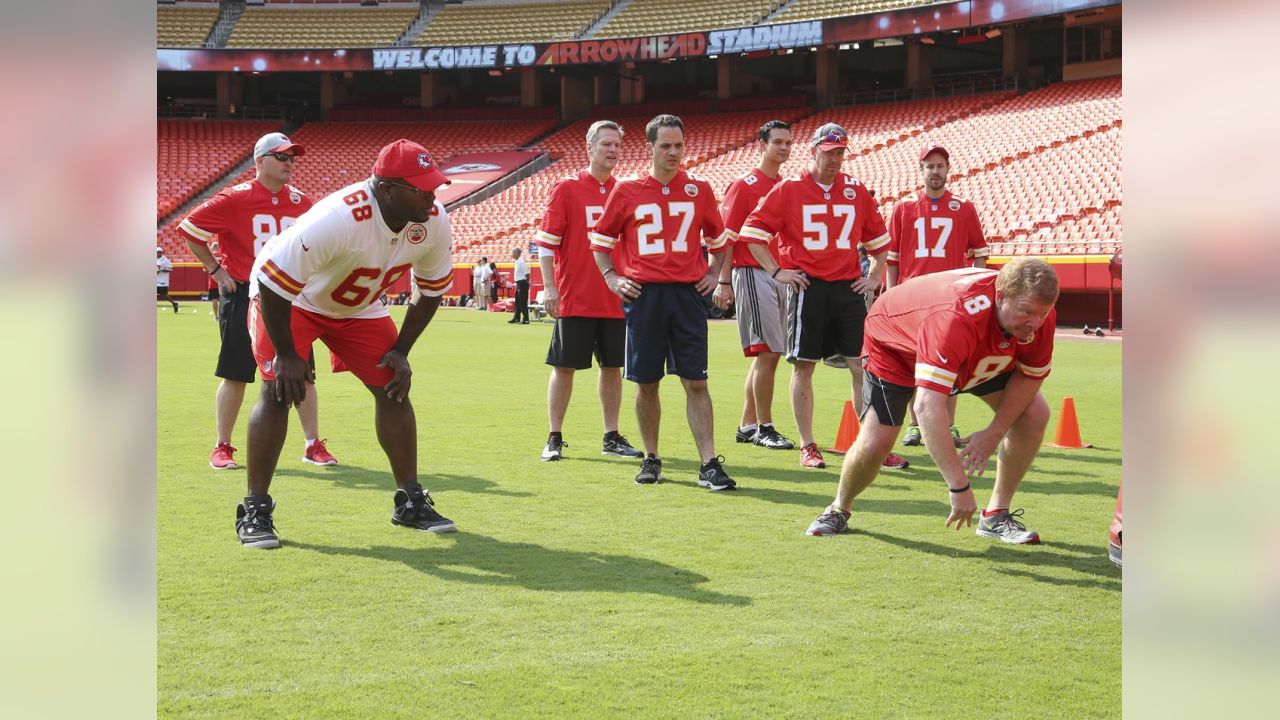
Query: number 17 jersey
251,180,454,320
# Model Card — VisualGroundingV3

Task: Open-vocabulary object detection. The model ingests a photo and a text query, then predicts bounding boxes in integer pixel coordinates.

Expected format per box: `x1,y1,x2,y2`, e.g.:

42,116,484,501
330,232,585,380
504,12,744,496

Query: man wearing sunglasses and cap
179,132,339,472
235,139,459,548
739,122,910,472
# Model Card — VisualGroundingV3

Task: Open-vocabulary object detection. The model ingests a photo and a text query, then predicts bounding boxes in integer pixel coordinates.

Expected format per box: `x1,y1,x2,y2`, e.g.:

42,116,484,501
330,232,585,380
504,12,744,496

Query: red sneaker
799,443,826,469
303,438,338,466
210,442,238,470
881,452,910,470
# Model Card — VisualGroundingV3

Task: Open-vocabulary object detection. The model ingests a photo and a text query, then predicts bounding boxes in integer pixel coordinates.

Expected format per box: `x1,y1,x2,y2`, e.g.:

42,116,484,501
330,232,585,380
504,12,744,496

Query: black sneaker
236,495,280,549
735,426,758,444
635,454,663,485
392,484,457,533
540,434,565,461
602,432,642,458
753,425,795,450
698,456,737,491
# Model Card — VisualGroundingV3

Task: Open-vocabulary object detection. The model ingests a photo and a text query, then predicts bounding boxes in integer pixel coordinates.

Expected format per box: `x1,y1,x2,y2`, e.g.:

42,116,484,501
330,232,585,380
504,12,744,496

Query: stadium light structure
921,36,936,45
986,28,1003,38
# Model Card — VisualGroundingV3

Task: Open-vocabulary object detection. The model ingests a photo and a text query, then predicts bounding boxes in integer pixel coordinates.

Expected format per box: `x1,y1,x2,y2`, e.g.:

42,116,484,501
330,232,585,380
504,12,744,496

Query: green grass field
157,304,1121,719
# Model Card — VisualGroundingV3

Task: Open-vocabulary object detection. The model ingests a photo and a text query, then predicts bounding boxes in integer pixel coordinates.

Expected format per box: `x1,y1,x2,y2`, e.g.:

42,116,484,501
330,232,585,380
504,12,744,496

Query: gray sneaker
697,456,737,491
806,506,850,536
635,454,663,485
901,425,922,446
976,508,1040,544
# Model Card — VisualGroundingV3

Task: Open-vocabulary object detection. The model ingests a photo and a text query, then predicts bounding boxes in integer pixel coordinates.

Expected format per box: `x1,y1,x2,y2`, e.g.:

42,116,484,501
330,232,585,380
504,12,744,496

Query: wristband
771,267,781,278
717,281,730,285
949,483,971,494
207,263,222,276
603,268,616,277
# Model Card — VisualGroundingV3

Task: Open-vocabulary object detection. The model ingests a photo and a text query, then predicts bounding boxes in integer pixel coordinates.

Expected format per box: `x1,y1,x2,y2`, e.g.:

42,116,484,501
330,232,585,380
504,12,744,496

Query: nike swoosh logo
300,242,310,252
936,350,949,364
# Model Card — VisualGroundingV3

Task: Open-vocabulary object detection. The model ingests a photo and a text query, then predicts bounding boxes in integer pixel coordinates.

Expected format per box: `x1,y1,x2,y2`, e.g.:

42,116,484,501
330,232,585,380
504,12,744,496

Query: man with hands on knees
237,139,459,549
805,258,1059,543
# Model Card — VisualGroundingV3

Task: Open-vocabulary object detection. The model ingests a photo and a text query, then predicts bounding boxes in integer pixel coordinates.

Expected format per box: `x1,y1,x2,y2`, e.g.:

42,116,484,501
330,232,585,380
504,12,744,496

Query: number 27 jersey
863,268,1055,394
251,180,454,320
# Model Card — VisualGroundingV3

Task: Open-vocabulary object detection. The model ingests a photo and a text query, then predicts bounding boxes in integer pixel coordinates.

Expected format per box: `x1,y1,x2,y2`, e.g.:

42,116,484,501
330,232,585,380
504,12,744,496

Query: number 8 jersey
863,268,1055,395
250,179,454,320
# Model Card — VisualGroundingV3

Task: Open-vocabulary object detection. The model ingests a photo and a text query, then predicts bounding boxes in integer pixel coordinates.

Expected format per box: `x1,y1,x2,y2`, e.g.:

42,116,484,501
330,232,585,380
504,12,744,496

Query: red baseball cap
919,144,950,163
254,132,305,158
372,139,451,192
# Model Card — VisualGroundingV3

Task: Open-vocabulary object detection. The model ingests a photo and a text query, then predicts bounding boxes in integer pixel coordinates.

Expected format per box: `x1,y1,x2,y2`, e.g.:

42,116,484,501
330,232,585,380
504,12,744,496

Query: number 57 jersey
251,179,454,320
863,268,1056,395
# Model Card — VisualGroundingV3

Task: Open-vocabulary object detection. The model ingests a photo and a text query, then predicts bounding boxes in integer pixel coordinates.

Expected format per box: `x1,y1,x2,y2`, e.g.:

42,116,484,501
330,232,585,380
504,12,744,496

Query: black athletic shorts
217,283,257,383
786,278,866,363
217,283,314,383
622,283,708,384
545,316,626,370
861,361,1014,426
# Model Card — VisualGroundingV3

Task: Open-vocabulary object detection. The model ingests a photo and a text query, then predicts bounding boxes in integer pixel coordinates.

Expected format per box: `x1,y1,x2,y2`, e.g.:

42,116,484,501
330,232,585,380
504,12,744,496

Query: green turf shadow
272,466,534,498
855,529,1120,588
288,533,751,607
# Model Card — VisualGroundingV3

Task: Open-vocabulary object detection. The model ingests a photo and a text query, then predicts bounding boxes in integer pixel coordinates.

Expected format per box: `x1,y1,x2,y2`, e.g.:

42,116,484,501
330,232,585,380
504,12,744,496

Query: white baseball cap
254,132,305,158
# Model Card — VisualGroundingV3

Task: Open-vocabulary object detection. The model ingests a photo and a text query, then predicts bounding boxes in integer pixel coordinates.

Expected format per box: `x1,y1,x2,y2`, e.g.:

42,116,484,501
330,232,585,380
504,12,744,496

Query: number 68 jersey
250,179,454,320
863,268,1055,395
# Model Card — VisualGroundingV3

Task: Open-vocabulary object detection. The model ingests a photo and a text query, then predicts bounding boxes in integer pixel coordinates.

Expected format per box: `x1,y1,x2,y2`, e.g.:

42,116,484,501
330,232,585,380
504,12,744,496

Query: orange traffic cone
830,400,860,453
1048,396,1092,448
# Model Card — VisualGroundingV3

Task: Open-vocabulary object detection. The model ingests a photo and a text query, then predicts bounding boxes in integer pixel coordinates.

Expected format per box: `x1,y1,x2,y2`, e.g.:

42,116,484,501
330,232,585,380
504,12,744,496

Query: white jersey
156,255,173,287
251,179,454,319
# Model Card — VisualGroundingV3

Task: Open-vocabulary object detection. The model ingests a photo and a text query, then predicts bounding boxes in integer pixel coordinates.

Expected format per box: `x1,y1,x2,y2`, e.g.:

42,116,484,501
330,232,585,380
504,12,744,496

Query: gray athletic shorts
731,266,787,356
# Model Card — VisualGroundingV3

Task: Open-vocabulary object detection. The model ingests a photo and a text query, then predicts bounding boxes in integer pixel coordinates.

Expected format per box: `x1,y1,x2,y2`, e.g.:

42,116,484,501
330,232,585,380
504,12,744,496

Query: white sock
740,423,758,433
305,438,318,448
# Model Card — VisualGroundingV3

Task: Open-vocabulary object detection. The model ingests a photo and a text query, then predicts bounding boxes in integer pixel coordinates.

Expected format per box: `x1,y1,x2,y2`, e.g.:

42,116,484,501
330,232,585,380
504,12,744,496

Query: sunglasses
815,132,846,145
382,180,432,197
266,152,296,162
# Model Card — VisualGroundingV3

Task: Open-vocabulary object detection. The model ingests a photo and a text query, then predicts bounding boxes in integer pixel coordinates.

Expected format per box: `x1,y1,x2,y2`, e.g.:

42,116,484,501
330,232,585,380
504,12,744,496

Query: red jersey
589,170,727,284
178,179,314,282
739,169,889,281
887,190,989,282
720,167,780,269
863,268,1055,395
534,170,622,319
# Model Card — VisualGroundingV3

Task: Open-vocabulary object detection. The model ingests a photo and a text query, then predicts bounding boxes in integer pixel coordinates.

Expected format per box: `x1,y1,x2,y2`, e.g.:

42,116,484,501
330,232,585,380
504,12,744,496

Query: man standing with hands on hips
739,122,910,472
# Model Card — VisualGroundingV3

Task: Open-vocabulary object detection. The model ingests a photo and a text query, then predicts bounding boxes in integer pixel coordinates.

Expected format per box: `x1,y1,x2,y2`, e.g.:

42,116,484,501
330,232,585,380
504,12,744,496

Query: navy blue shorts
623,283,708,383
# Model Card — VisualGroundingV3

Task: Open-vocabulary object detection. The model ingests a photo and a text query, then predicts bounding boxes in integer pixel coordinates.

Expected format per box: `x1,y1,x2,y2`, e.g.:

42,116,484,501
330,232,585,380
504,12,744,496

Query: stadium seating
769,0,934,25
156,4,220,48
157,118,555,260
157,120,281,221
225,5,419,48
414,1,611,46
594,0,777,38
156,79,1123,264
